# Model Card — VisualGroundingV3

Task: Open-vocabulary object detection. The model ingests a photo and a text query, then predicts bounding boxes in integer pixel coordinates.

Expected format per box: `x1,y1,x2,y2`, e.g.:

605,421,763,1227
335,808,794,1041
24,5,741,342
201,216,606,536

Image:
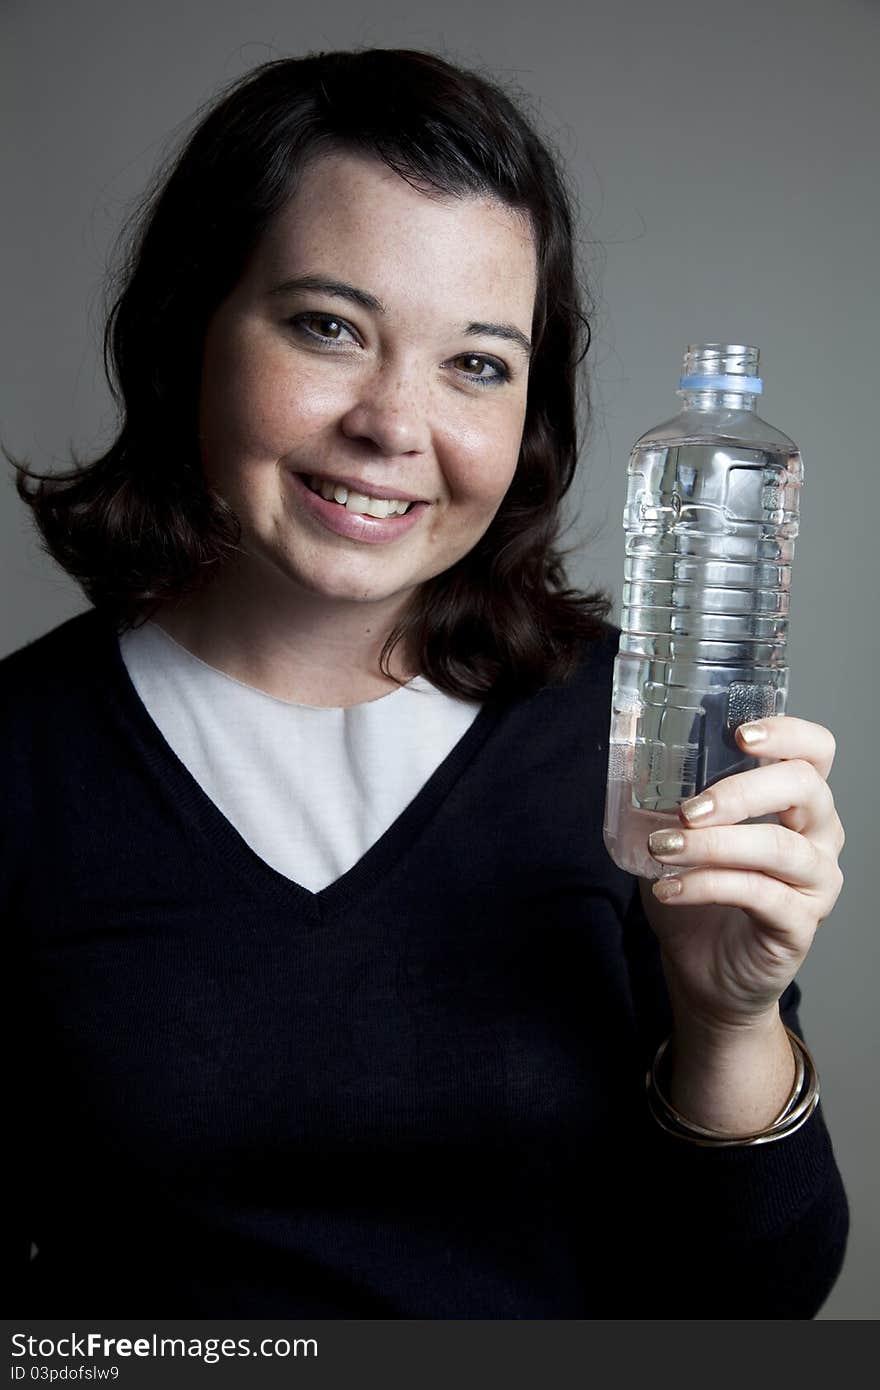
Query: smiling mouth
302,475,415,517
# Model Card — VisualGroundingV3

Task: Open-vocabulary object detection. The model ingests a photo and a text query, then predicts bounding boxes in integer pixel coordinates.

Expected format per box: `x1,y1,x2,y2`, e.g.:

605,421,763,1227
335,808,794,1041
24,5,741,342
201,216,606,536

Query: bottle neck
679,388,759,412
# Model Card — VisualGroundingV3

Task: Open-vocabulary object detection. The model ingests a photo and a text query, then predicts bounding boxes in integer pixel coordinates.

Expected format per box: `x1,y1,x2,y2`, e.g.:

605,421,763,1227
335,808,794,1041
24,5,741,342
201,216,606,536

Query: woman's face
197,150,538,621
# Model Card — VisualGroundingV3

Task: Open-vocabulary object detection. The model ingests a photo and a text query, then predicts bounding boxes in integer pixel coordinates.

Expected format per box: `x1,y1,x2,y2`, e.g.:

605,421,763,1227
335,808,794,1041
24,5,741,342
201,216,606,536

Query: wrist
660,950,785,1048
647,1024,819,1147
669,999,783,1054
664,1011,797,1136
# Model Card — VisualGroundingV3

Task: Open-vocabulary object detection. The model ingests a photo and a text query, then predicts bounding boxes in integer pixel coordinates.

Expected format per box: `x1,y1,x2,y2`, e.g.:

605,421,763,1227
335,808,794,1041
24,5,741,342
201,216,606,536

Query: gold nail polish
739,724,768,746
648,829,685,856
681,793,714,822
653,876,682,901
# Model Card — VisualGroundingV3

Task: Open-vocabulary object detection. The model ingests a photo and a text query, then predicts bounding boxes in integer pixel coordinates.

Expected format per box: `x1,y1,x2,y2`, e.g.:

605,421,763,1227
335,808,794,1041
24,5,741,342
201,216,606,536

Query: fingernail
739,723,768,746
681,793,714,822
653,876,682,901
649,829,685,857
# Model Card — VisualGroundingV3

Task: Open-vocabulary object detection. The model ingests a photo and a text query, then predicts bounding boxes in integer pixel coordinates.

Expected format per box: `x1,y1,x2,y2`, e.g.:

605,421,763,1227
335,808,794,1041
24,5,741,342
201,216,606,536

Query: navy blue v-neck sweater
5,609,848,1317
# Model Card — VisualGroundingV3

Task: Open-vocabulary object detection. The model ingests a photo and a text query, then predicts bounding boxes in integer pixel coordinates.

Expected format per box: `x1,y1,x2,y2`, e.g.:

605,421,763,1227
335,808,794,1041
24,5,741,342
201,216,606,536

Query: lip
287,469,429,545
300,471,428,504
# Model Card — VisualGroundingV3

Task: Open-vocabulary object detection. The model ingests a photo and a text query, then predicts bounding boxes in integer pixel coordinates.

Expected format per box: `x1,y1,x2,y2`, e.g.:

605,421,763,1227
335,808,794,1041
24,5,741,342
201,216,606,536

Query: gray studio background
3,0,877,1318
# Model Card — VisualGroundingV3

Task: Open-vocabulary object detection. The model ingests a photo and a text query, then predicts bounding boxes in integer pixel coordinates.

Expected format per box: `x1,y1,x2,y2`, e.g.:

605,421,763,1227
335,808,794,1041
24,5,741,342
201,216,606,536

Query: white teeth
364,497,393,518
308,475,414,517
315,478,340,502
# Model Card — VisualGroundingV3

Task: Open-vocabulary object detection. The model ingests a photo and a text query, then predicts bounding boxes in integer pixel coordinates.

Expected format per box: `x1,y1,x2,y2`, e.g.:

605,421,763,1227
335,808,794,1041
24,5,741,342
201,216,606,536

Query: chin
291,567,416,608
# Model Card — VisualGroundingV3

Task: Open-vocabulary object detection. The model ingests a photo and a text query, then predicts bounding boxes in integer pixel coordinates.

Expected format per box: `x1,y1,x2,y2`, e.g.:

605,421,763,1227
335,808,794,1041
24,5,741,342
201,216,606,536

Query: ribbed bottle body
602,348,803,879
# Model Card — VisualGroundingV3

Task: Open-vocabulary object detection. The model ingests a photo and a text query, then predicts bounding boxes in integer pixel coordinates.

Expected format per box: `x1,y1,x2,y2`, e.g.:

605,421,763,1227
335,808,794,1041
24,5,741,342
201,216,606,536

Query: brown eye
289,313,357,344
305,316,341,338
451,354,510,386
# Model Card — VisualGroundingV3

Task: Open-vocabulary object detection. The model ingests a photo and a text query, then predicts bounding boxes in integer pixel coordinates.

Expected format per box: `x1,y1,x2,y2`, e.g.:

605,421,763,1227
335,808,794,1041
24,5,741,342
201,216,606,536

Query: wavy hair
7,49,612,700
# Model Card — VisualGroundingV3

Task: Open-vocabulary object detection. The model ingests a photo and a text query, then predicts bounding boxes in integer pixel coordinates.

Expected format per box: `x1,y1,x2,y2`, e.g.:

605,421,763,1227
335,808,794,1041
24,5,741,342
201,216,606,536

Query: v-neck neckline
92,609,508,926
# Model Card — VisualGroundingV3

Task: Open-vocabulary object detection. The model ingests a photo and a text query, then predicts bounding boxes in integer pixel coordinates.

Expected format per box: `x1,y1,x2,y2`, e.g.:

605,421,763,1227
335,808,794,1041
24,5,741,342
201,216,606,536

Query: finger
734,714,837,780
651,866,828,938
680,757,839,845
649,821,829,888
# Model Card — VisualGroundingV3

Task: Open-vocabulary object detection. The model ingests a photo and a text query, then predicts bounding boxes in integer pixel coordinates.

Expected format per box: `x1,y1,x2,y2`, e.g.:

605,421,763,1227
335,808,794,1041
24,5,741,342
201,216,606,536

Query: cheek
448,411,526,509
201,348,338,460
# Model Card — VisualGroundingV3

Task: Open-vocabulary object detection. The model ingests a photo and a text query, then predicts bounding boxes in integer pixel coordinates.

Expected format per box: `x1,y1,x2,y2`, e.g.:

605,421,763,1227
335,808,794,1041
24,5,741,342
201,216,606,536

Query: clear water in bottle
603,344,803,880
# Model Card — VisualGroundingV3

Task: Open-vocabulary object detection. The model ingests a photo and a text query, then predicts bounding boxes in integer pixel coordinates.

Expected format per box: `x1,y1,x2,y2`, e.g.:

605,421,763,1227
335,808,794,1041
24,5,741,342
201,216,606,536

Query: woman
5,49,848,1317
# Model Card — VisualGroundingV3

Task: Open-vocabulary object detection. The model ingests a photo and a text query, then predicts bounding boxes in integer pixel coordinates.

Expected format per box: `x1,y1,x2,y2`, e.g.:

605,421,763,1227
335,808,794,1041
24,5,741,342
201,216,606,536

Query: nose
339,366,431,456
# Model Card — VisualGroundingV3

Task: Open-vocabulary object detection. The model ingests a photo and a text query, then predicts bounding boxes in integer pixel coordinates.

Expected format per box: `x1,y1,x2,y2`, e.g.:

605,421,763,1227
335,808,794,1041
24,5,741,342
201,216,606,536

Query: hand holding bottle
637,713,845,1034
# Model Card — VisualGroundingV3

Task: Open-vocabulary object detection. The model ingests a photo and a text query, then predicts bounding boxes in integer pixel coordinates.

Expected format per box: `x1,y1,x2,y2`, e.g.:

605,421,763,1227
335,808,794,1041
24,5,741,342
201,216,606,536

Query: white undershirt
117,620,483,892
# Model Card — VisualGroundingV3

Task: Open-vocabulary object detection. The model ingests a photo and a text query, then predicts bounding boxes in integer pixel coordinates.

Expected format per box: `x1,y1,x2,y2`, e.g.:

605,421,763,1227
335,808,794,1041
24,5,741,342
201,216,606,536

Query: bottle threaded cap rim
679,343,762,394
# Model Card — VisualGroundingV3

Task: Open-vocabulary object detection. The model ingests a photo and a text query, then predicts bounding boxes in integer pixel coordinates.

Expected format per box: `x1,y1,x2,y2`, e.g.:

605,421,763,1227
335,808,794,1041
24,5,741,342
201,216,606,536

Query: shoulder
0,609,120,848
0,607,114,715
488,618,622,751
1,606,107,670
528,618,621,709
570,618,621,685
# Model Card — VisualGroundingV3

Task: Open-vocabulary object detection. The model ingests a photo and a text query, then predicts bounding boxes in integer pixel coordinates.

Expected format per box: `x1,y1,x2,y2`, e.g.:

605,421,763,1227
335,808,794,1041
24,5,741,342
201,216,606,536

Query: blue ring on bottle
679,373,763,394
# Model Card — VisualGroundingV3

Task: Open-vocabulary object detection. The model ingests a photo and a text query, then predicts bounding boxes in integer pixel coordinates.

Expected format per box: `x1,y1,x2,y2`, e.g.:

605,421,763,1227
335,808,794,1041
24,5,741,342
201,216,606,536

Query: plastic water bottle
602,343,803,880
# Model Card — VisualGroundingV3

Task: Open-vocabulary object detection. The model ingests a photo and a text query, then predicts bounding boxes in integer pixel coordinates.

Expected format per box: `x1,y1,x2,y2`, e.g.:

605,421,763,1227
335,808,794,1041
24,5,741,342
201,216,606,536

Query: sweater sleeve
4,783,34,1295
3,646,40,1301
618,876,850,1318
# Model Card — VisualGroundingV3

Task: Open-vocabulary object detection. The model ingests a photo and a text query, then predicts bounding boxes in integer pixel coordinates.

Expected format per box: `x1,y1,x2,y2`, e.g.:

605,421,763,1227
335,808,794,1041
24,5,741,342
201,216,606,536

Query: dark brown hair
7,49,612,700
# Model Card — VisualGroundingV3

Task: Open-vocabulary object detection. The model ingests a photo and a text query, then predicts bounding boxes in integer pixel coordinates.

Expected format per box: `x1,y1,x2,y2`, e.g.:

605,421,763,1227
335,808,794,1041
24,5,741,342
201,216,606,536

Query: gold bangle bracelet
645,1025,820,1148
650,1026,807,1137
646,1088,820,1148
769,1040,807,1126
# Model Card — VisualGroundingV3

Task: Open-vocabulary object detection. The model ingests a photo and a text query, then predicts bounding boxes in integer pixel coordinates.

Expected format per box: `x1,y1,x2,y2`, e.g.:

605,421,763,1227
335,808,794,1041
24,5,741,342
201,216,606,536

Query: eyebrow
268,274,533,360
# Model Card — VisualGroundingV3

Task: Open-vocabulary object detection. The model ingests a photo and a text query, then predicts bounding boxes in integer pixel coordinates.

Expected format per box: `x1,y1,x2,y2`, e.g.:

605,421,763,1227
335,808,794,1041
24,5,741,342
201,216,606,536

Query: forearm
624,879,847,1312
665,1006,797,1135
